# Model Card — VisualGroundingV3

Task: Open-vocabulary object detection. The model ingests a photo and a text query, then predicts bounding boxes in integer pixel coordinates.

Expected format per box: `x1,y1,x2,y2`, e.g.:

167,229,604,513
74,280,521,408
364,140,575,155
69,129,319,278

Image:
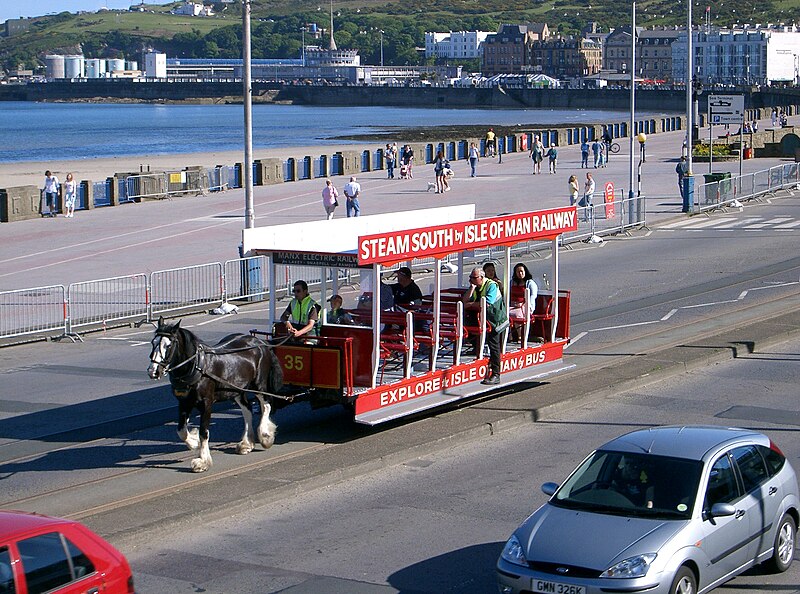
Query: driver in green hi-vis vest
281,280,319,340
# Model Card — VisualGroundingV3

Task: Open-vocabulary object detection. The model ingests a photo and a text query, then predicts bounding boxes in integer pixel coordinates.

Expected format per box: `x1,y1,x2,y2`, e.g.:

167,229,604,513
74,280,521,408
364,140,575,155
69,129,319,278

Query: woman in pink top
321,179,339,220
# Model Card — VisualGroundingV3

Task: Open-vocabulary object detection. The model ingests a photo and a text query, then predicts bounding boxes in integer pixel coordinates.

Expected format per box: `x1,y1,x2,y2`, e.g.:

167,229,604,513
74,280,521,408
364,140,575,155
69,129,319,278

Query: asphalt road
119,337,800,593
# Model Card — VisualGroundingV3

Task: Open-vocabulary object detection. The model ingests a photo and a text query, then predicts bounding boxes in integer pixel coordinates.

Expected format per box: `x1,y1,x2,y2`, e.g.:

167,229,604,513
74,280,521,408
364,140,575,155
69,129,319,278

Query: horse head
148,317,182,380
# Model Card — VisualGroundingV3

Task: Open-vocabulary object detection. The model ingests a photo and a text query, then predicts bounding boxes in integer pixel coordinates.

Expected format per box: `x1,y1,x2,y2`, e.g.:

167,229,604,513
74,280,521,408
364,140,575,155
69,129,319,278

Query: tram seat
508,287,554,343
378,311,418,382
413,310,467,368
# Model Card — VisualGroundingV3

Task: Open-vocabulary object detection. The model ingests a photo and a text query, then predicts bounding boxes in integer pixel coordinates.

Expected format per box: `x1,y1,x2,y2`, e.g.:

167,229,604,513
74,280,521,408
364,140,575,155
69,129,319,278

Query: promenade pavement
1,116,795,293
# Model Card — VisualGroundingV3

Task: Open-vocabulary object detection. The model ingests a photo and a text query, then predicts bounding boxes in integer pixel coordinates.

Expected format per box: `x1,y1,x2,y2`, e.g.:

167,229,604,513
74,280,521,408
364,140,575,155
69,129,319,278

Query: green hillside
1,0,796,72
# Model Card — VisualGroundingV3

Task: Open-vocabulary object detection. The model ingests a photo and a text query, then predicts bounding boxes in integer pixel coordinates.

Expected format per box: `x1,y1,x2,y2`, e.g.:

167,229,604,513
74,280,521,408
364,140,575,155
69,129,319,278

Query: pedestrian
433,150,447,194
598,142,607,167
63,172,77,218
752,120,758,133
582,172,595,222
676,156,688,210
530,134,544,174
385,143,395,179
546,145,558,174
468,142,480,177
462,267,507,386
442,159,452,192
568,174,579,206
602,128,613,162
42,170,59,217
591,139,602,168
771,108,778,127
400,144,414,178
343,175,361,217
580,139,590,168
321,178,339,220
485,128,496,157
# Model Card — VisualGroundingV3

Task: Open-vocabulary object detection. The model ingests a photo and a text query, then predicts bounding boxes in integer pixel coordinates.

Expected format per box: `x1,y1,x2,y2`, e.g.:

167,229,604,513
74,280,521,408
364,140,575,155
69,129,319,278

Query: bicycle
608,141,621,154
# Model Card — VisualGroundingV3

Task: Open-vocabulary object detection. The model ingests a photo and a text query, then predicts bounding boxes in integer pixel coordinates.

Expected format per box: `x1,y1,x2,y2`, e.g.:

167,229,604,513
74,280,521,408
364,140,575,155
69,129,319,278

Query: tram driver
281,280,320,340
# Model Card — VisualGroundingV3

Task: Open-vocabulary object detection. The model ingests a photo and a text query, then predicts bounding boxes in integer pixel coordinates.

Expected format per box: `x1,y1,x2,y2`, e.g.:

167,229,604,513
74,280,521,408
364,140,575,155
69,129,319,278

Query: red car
0,510,134,594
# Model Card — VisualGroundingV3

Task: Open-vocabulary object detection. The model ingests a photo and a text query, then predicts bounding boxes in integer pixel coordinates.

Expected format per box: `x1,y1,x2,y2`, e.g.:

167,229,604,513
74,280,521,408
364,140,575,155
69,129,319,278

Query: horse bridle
151,330,195,374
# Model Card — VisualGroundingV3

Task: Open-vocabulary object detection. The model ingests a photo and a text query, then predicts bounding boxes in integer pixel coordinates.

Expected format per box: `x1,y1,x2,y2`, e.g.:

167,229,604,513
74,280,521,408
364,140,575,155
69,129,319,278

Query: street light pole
628,2,636,208
380,30,384,68
301,26,306,67
243,0,254,229
683,0,694,213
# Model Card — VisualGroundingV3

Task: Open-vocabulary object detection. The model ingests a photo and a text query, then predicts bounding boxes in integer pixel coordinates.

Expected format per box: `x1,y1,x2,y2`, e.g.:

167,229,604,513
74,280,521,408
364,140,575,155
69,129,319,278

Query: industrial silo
45,55,66,79
86,58,107,79
107,58,125,73
64,55,85,79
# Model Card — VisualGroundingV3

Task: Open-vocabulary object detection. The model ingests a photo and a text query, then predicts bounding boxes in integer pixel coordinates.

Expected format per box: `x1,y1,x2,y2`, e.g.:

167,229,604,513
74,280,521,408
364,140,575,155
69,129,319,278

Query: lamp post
628,3,636,211
242,0,254,229
683,4,694,214
301,25,306,67
380,29,384,68
637,132,646,197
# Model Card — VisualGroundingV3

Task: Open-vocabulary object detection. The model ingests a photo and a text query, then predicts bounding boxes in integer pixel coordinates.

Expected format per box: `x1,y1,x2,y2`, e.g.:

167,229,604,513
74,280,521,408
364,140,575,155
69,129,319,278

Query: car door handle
735,509,746,519
86,589,99,594
769,486,778,495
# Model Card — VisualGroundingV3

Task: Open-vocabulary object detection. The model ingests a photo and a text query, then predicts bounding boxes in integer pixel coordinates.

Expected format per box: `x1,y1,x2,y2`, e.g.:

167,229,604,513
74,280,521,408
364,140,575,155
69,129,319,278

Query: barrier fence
2,162,794,344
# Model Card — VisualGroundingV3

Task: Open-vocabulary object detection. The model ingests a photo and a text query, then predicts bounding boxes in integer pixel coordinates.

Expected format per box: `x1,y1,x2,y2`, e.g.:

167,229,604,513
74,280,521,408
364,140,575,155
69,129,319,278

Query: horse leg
255,395,277,449
190,401,213,473
234,394,255,455
176,397,199,450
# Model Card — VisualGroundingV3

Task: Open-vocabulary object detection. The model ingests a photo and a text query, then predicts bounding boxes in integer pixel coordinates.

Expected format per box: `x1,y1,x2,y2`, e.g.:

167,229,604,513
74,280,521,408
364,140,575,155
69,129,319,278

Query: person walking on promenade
676,156,688,206
485,128,496,157
343,176,361,217
582,172,596,222
63,172,77,218
530,134,544,174
591,139,602,168
546,145,558,174
580,139,590,168
42,170,59,217
321,178,339,220
568,175,580,206
385,143,396,179
468,142,480,177
433,150,447,194
598,142,607,168
400,144,414,178
602,128,613,163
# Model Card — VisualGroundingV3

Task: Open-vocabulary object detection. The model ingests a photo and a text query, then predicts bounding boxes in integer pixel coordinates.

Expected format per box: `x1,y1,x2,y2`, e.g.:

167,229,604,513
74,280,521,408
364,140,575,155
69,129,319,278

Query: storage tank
86,58,106,79
107,58,125,72
125,60,138,71
45,55,65,79
64,55,85,79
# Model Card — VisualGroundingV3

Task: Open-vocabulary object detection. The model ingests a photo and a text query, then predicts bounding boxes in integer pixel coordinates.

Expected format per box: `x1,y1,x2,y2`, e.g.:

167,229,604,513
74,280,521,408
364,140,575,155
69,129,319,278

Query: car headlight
600,554,657,578
500,534,528,567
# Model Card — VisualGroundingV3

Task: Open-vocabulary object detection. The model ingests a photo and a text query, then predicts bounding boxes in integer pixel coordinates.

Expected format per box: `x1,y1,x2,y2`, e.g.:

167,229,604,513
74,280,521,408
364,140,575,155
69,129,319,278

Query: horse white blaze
148,336,171,379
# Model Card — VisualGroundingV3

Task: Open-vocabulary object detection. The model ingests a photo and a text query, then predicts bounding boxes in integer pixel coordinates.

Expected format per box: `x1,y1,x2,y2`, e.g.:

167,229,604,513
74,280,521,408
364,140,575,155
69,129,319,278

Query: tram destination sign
271,251,359,267
358,207,577,265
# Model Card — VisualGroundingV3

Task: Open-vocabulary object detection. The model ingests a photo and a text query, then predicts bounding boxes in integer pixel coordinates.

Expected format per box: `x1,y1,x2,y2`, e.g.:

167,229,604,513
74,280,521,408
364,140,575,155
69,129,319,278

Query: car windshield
551,450,703,520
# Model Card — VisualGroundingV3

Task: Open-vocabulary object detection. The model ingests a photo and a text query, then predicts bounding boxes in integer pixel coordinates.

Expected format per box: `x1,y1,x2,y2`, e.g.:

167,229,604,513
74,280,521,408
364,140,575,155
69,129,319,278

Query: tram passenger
482,262,503,296
327,294,353,325
508,263,538,342
462,267,508,386
281,280,320,340
391,267,423,311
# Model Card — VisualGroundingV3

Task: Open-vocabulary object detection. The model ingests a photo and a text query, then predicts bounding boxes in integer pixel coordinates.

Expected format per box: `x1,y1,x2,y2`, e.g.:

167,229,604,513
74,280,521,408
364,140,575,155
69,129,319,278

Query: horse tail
265,347,284,393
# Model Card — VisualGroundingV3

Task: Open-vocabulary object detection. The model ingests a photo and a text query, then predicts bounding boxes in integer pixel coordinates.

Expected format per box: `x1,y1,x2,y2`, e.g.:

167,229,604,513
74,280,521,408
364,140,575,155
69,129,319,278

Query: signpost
708,94,745,175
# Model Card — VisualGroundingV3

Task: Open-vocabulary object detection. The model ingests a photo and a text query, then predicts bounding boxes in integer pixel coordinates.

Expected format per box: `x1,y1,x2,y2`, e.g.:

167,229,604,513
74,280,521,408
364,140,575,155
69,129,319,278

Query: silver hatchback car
497,426,799,594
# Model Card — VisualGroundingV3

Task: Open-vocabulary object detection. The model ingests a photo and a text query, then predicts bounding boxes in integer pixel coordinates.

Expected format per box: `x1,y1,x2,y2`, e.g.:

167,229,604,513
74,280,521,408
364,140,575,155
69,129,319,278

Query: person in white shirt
42,170,60,217
63,172,77,218
343,176,361,217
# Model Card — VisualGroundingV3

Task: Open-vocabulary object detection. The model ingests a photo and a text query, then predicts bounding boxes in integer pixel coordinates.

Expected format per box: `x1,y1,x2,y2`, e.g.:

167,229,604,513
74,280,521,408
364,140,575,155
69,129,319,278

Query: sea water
0,101,650,163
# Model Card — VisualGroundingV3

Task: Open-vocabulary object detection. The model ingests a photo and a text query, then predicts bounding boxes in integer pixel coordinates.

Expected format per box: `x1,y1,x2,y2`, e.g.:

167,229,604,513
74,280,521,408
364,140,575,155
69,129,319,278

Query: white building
145,52,167,78
425,31,491,59
672,25,800,85
172,1,214,17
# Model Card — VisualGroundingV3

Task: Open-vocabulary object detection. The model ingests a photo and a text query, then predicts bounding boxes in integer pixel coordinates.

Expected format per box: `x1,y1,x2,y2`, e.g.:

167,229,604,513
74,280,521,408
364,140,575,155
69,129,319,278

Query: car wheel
670,567,696,594
765,513,796,573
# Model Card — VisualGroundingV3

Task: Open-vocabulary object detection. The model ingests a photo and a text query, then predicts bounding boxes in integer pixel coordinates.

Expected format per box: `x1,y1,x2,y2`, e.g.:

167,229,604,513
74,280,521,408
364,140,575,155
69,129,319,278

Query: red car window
17,532,95,594
0,546,16,594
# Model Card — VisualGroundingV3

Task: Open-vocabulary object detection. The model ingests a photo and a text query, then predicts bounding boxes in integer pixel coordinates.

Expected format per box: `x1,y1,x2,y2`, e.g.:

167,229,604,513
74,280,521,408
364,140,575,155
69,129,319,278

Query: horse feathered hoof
191,457,211,472
236,441,254,455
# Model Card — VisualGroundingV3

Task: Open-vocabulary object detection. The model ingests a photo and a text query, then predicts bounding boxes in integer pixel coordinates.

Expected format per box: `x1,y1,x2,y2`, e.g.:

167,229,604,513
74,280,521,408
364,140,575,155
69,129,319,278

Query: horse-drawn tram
244,204,576,426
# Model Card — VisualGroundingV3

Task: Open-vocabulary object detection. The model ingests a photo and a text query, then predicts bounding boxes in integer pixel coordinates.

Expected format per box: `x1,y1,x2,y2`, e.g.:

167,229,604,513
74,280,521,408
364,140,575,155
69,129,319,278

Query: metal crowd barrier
150,262,224,318
67,274,149,335
693,163,800,214
0,285,67,341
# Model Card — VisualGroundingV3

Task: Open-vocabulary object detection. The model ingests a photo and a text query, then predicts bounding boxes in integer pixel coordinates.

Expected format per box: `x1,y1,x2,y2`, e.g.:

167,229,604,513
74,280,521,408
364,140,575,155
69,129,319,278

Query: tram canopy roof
242,205,476,258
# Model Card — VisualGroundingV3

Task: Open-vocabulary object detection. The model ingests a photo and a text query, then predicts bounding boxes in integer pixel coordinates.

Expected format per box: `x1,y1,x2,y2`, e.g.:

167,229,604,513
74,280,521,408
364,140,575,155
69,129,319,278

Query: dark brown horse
147,318,283,472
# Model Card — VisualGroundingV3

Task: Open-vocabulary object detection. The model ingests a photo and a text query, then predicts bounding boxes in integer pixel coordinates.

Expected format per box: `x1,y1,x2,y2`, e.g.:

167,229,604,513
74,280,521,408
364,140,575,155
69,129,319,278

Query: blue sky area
0,1,173,25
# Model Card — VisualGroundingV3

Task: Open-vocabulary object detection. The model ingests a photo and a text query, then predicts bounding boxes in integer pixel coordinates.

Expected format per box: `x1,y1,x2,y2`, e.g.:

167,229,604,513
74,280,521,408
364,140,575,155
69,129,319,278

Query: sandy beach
0,143,388,189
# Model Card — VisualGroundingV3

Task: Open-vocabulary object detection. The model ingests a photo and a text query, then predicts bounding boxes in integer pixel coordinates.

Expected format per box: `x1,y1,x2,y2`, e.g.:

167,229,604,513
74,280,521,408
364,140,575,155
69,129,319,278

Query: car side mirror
707,502,736,518
541,482,559,496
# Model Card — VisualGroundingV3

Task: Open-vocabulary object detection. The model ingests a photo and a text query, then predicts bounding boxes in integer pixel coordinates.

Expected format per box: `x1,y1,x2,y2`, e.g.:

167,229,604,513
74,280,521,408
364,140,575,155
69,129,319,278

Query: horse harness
154,330,294,401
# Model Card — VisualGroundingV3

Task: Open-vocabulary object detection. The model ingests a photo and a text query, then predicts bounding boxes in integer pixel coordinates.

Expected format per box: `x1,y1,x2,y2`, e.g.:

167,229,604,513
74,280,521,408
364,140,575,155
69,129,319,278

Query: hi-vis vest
470,279,508,331
290,295,319,335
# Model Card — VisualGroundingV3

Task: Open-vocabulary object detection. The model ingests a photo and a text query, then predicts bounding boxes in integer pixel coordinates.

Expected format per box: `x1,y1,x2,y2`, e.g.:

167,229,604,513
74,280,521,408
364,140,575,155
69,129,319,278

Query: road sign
708,94,744,124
